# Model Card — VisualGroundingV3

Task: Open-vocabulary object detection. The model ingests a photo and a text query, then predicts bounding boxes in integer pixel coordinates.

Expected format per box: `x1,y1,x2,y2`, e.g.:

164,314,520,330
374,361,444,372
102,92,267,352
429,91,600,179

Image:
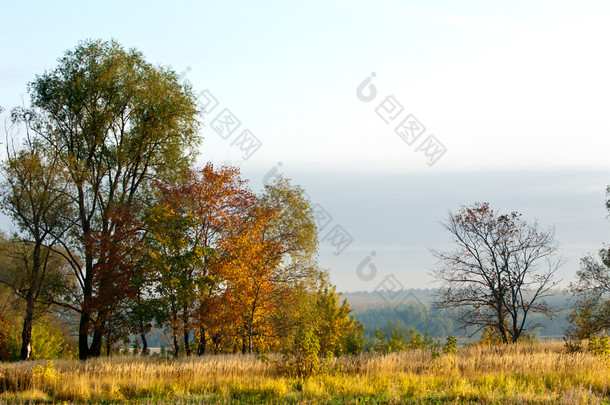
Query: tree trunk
20,296,35,361
79,244,94,360
172,332,180,357
197,327,206,356
106,329,112,356
20,243,40,361
248,327,253,355
183,311,190,356
140,332,148,355
89,312,106,357
78,311,91,360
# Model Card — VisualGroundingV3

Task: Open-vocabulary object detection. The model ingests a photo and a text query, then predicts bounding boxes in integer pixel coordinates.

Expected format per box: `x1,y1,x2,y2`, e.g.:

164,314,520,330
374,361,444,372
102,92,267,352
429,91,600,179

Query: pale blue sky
1,1,609,290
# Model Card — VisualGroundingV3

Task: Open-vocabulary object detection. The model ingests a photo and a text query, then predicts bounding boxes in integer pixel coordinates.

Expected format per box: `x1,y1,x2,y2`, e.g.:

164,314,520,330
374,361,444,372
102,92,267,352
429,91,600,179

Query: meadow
0,341,608,404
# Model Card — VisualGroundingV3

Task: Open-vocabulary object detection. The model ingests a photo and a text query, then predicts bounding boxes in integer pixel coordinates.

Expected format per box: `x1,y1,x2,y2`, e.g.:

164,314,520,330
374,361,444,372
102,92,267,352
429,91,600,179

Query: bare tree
432,202,562,343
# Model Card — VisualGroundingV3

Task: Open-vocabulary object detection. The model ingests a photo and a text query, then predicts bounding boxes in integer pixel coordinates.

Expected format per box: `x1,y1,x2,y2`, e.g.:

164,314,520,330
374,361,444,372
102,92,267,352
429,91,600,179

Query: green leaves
13,39,203,358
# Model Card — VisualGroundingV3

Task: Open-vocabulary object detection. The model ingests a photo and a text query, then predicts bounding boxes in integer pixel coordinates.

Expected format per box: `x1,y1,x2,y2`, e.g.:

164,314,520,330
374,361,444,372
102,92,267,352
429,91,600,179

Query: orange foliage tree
146,164,261,355
219,204,283,354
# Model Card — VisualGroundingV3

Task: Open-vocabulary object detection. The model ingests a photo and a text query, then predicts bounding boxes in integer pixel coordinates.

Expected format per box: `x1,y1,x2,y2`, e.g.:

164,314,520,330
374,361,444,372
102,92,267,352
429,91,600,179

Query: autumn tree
90,205,149,355
259,176,318,283
12,39,200,359
0,132,74,360
432,202,562,343
220,203,284,354
249,176,327,353
146,197,205,356
146,164,258,356
221,177,322,354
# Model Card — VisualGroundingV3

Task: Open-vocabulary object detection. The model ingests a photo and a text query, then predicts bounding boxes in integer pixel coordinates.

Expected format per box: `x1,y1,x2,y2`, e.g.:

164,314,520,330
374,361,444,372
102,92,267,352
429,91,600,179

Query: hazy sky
1,1,609,291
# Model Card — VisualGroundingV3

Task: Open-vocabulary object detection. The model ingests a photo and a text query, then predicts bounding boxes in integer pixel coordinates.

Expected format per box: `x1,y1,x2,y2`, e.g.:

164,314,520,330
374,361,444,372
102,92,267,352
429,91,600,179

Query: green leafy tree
567,248,610,339
443,335,458,355
276,278,363,366
567,188,610,340
13,39,200,359
373,330,388,354
259,176,319,283
314,285,363,357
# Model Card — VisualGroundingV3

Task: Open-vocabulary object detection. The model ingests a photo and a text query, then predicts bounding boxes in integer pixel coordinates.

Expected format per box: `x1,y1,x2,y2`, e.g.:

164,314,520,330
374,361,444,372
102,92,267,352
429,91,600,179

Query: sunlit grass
0,341,608,403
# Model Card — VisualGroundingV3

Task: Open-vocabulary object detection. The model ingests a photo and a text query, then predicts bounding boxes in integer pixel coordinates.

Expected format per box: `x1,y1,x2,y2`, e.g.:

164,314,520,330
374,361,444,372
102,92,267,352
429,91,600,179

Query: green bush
31,321,73,360
442,335,458,355
0,314,20,361
387,329,406,353
406,328,435,350
373,330,388,354
281,326,321,378
589,334,610,358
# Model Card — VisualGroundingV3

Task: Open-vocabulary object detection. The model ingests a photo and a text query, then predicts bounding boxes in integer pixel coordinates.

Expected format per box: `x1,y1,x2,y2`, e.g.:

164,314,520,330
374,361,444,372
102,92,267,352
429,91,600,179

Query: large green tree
13,39,200,359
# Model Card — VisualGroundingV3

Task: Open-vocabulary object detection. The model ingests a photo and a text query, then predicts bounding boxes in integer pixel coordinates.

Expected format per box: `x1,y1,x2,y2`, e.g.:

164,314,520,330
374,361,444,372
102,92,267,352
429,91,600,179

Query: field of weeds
0,341,608,404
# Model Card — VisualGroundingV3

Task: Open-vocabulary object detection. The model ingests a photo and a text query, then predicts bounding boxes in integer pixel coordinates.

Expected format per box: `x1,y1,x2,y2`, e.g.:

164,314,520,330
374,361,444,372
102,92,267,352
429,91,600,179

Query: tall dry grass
0,341,607,403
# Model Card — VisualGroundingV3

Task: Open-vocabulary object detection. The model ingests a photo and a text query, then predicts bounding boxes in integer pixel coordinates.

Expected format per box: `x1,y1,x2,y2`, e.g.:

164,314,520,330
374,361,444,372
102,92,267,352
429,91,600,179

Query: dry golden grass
0,341,608,403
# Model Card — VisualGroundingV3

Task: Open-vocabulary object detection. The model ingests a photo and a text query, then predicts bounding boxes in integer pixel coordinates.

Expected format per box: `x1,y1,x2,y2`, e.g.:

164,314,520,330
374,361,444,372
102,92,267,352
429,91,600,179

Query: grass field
0,341,608,404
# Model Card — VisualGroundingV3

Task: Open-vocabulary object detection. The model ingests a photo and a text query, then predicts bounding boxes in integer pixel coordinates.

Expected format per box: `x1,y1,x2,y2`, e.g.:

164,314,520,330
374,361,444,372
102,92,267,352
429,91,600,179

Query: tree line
1,39,608,362
0,39,361,360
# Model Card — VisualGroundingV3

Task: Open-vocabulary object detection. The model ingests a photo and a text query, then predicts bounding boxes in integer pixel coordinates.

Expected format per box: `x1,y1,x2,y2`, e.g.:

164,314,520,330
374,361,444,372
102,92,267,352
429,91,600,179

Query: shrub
31,322,73,360
589,334,610,358
563,337,584,353
373,330,388,354
443,335,458,355
0,314,20,361
406,328,435,350
281,326,320,378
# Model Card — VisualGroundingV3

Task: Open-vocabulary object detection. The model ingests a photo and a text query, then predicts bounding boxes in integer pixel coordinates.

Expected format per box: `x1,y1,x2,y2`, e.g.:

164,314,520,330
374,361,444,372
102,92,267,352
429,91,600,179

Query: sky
1,1,609,291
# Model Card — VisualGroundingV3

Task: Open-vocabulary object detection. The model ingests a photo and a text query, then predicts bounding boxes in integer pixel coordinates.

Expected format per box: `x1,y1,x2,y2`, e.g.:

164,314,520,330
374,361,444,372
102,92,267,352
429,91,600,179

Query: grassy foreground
0,342,608,404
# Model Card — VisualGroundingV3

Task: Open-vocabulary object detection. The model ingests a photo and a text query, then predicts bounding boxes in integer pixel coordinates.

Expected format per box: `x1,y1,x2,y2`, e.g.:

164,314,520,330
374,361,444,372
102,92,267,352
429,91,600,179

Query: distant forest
343,289,571,343
140,289,571,350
